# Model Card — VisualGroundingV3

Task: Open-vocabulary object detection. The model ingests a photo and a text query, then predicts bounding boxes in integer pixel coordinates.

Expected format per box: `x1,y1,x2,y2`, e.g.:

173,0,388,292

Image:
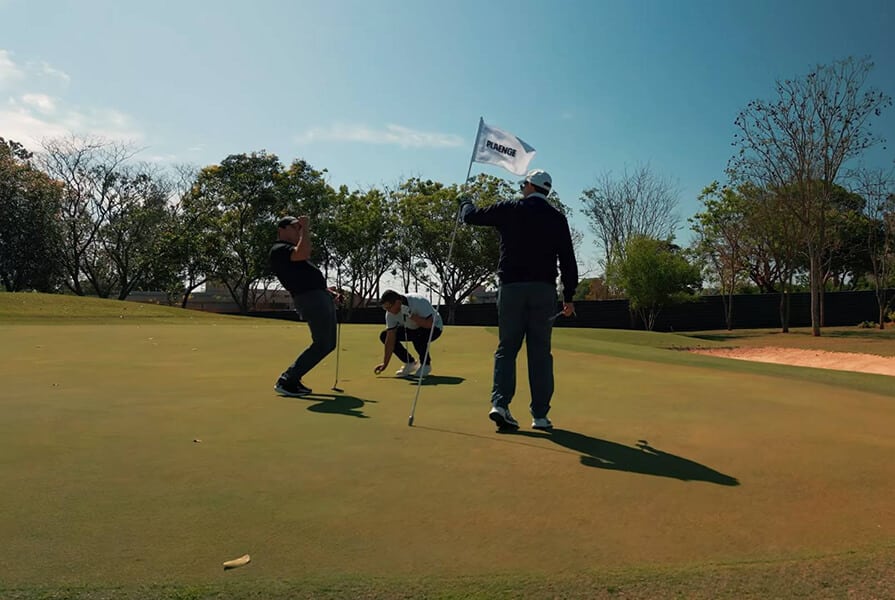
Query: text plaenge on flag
471,118,536,176
485,140,517,157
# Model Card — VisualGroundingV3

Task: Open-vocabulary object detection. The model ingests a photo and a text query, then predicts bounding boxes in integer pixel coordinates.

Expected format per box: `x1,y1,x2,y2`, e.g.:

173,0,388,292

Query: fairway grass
1,294,893,598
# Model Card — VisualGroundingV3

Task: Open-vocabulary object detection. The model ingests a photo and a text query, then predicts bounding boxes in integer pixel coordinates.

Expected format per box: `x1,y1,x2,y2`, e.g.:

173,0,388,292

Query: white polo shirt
385,293,444,330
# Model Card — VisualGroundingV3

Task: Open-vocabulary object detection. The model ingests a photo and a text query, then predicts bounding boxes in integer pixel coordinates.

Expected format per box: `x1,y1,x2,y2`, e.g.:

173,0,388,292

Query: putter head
407,415,414,426
331,386,344,393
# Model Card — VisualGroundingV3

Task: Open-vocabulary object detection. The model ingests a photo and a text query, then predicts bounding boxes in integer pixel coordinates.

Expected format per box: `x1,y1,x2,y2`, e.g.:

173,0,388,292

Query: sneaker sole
489,411,519,431
532,424,554,431
274,385,311,397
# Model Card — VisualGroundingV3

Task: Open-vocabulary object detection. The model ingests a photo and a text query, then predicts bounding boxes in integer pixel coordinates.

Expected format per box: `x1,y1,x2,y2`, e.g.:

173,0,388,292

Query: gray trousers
282,289,337,383
491,282,556,418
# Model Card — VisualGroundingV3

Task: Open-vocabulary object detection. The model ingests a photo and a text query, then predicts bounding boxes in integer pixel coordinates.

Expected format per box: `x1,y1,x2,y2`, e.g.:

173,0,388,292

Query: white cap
525,169,552,192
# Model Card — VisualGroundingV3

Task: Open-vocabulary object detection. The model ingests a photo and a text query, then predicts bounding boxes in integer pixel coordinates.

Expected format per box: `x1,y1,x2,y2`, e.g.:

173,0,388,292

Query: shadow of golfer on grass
404,375,466,386
515,429,739,486
287,393,375,419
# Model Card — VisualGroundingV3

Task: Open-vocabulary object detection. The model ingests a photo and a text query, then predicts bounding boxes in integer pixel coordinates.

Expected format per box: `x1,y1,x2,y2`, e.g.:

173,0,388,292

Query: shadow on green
405,375,466,386
514,429,741,486
282,393,376,418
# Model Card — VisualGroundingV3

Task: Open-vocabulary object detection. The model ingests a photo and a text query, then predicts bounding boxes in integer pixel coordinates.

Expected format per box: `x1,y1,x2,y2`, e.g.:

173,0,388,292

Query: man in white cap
458,169,577,432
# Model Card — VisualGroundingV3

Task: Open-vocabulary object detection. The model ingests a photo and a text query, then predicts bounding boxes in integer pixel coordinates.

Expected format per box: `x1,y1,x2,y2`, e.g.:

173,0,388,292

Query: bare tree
580,163,680,273
852,167,895,328
38,135,140,295
729,56,892,336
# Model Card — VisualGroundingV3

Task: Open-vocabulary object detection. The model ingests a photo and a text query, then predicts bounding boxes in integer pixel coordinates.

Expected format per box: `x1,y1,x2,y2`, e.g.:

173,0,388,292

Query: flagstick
407,120,481,427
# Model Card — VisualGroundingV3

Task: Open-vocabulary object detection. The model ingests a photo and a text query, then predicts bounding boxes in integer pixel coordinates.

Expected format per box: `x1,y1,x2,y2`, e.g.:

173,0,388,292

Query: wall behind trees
247,289,893,332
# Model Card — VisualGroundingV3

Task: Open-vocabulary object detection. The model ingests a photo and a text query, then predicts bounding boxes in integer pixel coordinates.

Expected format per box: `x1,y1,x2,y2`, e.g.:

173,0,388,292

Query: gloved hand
400,304,412,322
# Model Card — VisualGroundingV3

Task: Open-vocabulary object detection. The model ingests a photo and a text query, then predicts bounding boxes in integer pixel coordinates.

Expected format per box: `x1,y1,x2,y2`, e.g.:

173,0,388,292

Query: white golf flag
471,118,536,176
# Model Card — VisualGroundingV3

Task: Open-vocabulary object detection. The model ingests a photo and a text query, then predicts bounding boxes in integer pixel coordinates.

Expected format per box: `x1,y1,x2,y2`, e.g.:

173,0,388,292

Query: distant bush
858,321,878,328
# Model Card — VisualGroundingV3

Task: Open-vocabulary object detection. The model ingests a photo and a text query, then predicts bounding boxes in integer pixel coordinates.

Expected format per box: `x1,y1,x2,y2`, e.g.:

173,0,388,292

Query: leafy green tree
187,152,337,312
328,186,395,311
747,184,808,332
572,277,608,301
821,185,872,293
96,166,172,299
394,174,513,323
691,182,749,330
0,138,64,292
607,236,702,330
144,164,222,307
385,181,428,294
277,159,336,278
189,151,286,313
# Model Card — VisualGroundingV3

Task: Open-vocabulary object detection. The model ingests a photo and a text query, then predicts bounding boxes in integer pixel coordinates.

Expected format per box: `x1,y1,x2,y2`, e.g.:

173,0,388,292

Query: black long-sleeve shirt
460,193,578,302
270,241,326,294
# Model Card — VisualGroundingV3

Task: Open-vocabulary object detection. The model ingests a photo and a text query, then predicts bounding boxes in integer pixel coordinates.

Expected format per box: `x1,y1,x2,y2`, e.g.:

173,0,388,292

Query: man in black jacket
459,169,577,432
269,215,337,396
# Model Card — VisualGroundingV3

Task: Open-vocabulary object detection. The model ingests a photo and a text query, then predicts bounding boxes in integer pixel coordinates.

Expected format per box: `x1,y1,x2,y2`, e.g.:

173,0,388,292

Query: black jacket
460,193,578,301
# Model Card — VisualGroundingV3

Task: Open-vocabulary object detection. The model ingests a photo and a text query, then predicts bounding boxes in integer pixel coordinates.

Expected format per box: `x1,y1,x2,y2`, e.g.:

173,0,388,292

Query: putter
548,310,564,322
409,202,463,426
331,306,343,392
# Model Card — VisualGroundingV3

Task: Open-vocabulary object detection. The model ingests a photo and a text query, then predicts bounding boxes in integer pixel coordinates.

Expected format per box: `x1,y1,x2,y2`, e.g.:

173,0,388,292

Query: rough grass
681,326,895,356
1,294,893,599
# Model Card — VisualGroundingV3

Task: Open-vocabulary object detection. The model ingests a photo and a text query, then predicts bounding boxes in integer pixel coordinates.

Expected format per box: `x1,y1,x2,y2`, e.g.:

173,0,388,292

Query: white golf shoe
395,361,419,377
489,405,519,431
413,364,432,378
532,417,554,430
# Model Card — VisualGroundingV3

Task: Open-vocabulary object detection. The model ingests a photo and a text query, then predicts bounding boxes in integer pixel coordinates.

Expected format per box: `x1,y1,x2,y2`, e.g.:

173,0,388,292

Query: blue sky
2,0,894,275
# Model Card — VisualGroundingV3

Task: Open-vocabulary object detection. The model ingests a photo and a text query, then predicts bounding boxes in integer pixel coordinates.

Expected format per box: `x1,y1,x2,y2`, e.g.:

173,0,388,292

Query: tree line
578,57,894,333
2,57,893,333
0,136,575,323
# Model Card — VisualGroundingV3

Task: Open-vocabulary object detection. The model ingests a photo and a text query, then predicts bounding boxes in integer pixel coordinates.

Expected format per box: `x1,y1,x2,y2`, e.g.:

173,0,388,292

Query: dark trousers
491,282,556,419
282,289,337,383
380,326,442,365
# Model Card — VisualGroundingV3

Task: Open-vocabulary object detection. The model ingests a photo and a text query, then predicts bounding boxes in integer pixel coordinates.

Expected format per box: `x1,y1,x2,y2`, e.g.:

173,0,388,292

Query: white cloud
0,50,24,87
0,49,142,149
146,153,179,163
37,61,71,84
22,93,55,113
295,123,464,148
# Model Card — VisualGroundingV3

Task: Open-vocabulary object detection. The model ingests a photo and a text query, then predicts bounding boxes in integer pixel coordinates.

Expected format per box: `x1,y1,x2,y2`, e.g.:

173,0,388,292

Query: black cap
277,216,300,228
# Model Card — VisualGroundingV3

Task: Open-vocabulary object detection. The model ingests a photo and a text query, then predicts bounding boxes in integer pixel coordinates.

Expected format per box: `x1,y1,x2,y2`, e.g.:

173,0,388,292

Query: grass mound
0,291,248,324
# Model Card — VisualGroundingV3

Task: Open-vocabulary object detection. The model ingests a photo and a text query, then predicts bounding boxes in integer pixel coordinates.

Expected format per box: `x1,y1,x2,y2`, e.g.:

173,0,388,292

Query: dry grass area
689,346,895,376
684,326,895,376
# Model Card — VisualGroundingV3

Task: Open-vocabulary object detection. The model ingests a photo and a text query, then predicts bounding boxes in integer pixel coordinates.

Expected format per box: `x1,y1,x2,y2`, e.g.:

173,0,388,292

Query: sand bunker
689,346,895,377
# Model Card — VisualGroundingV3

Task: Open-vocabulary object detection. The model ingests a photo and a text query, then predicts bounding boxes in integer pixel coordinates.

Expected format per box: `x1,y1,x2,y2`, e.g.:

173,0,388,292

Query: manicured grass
0,291,242,324
1,294,893,598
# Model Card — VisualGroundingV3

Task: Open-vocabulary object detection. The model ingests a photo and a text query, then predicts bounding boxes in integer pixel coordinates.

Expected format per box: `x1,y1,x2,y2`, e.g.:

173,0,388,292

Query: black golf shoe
274,378,312,397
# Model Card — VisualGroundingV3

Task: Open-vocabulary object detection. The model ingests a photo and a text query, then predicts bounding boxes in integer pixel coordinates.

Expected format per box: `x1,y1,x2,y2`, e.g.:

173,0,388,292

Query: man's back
461,194,577,297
